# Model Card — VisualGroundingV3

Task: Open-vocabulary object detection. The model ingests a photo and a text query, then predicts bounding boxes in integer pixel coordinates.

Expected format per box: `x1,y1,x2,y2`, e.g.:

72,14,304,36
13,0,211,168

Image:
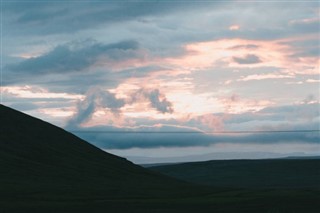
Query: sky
1,0,320,163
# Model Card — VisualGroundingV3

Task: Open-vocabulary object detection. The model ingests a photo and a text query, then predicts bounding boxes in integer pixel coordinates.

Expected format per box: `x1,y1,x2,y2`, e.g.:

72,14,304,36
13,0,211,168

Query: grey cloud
289,18,320,35
229,44,259,50
280,39,320,58
8,102,39,111
67,125,319,149
302,95,316,104
68,125,213,149
224,103,320,132
130,89,174,114
17,8,69,24
232,54,262,64
147,89,174,114
3,65,164,95
6,40,141,75
4,1,317,51
65,103,320,149
290,48,319,58
4,1,217,35
67,87,173,128
69,97,96,127
67,88,125,128
259,103,319,118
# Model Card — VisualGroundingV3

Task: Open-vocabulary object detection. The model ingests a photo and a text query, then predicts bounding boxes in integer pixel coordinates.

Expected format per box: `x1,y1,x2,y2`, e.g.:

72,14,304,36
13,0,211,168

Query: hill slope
1,104,320,213
150,159,320,189
0,104,205,212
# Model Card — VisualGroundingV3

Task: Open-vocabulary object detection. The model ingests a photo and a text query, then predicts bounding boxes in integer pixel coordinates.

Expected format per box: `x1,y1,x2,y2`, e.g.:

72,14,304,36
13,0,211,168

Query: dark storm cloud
232,54,262,64
6,40,141,74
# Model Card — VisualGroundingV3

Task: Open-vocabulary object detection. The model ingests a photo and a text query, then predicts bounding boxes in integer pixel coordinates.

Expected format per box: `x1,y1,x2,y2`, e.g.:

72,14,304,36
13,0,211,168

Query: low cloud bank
68,124,319,149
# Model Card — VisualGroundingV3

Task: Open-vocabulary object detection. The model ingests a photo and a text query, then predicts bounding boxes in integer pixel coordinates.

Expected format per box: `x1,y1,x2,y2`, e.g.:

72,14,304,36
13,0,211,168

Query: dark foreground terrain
1,104,319,213
150,159,320,189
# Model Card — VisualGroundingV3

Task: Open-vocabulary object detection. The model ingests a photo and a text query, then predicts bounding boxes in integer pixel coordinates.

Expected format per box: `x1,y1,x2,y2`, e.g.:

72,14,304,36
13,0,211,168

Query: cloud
68,124,319,149
229,44,259,50
4,1,215,35
225,102,320,131
306,79,320,83
278,38,319,60
197,114,225,131
63,101,320,149
67,87,173,128
146,89,174,114
232,54,262,64
3,1,319,154
2,85,83,100
8,102,39,111
129,89,174,114
238,73,294,81
68,124,210,149
6,40,142,75
67,88,126,128
229,25,240,31
16,7,68,25
288,16,320,34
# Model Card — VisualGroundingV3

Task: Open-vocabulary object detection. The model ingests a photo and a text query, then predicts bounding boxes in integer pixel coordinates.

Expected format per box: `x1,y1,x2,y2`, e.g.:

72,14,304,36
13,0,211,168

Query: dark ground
1,104,319,213
149,159,320,189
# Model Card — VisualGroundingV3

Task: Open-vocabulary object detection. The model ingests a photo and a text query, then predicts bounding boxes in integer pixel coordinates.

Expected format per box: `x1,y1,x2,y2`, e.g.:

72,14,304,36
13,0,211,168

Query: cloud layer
2,1,319,156
7,40,142,74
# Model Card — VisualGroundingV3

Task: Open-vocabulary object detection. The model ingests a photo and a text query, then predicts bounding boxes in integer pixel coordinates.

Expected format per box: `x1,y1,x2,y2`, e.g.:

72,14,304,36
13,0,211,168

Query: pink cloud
198,114,225,131
220,94,273,114
306,79,320,83
238,73,294,81
289,17,319,25
39,107,75,118
229,25,240,31
2,85,83,99
165,37,319,75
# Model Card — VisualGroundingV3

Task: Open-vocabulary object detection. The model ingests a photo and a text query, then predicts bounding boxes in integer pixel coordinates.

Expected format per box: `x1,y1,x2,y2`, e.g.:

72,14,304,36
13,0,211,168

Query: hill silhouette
150,159,320,189
1,104,319,213
0,104,206,212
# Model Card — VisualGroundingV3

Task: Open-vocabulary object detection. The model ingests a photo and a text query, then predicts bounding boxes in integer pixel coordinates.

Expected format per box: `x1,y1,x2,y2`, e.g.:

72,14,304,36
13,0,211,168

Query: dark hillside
150,159,320,189
0,104,204,211
1,104,319,213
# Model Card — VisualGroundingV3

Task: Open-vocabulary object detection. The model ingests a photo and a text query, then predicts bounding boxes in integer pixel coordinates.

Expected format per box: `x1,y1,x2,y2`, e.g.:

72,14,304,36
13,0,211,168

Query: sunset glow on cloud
2,1,319,161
